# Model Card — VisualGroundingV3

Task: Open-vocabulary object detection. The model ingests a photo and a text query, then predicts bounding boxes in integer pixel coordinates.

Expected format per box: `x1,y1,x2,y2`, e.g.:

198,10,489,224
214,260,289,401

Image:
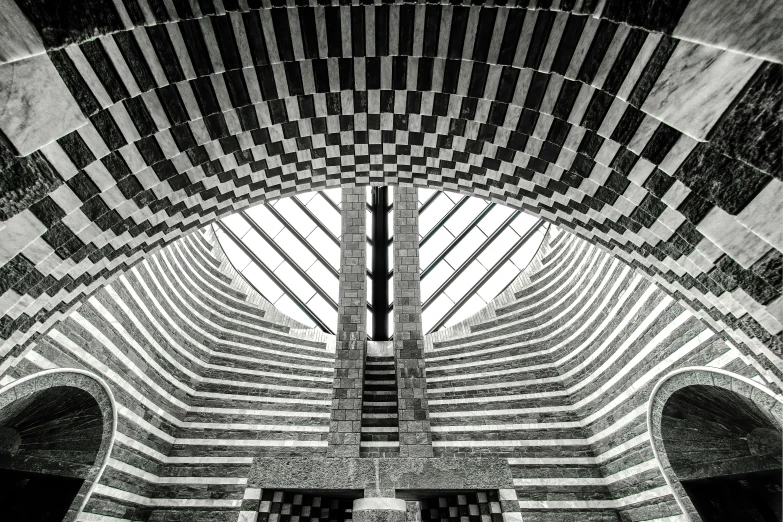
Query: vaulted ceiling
0,0,780,386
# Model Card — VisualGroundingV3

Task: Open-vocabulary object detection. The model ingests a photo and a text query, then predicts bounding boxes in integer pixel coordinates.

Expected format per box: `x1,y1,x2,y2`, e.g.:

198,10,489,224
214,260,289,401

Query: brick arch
647,367,783,522
0,368,117,522
0,1,780,388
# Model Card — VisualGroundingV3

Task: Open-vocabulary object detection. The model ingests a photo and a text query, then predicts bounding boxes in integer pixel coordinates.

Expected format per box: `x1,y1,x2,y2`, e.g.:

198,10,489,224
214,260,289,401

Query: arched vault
0,0,780,386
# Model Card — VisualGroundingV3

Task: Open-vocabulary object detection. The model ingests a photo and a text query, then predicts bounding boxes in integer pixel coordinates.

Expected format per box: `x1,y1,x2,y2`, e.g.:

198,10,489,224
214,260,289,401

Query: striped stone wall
0,216,776,521
0,1,780,397
424,227,765,522
0,228,335,521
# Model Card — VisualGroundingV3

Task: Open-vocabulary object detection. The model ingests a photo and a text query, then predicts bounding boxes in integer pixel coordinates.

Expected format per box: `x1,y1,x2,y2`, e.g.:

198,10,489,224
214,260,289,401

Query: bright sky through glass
214,189,342,331
418,190,547,333
214,188,545,335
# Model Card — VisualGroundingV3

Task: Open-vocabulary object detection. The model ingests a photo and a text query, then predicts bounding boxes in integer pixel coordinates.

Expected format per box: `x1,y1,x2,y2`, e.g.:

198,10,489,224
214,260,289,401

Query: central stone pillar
352,498,407,522
392,186,433,457
328,186,368,457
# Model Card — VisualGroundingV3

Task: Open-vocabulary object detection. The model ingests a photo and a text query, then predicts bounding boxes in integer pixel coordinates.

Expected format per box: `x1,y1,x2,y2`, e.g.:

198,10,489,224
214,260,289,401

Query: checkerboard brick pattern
393,186,434,457
259,490,354,522
420,492,503,522
328,186,368,457
0,2,780,392
0,2,781,519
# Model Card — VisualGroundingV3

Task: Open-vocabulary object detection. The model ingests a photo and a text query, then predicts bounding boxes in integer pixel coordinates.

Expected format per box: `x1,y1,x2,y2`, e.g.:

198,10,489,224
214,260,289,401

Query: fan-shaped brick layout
0,0,780,391
0,224,770,521
0,1,781,521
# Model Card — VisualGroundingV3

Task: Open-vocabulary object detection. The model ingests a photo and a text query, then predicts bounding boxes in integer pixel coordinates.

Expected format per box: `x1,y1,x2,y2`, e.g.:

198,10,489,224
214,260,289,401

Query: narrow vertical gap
371,187,390,341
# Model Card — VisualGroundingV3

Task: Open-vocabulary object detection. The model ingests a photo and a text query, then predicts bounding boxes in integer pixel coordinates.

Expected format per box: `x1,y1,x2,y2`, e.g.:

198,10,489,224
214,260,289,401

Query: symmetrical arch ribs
0,0,780,394
424,227,764,521
0,214,774,521
2,229,335,521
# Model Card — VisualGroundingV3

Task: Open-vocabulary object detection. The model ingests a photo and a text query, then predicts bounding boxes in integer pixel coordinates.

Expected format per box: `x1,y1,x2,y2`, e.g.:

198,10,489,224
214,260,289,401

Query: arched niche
0,369,117,522
648,367,783,522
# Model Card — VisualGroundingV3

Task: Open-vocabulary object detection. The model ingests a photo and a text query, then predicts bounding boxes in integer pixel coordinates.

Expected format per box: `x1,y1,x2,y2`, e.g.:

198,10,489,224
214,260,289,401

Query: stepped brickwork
0,1,780,520
2,228,335,521
426,227,761,522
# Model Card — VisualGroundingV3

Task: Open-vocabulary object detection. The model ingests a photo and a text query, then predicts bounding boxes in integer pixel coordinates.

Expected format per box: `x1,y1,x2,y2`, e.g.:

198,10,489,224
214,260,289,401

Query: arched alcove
0,370,116,522
649,368,783,522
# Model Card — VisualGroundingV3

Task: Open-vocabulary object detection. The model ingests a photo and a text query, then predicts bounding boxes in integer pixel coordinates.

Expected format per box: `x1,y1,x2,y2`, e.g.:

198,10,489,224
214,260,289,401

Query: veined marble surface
0,53,86,156
0,0,45,65
642,41,762,141
675,0,783,63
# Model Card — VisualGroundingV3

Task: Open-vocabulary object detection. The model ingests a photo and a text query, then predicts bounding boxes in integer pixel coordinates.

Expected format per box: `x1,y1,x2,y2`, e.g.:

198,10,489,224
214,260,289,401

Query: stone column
327,186,367,457
392,185,433,457
353,498,407,522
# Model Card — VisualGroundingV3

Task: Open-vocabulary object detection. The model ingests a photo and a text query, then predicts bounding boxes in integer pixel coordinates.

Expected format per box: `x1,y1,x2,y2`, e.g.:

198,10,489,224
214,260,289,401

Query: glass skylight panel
274,228,316,270
215,229,251,271
422,294,454,332
511,212,540,235
306,294,337,328
296,191,317,205
215,189,344,334
476,261,520,302
420,228,454,269
444,227,487,268
477,228,520,270
478,204,515,235
242,229,284,271
511,235,542,270
245,205,284,237
445,294,487,328
418,187,437,204
307,228,340,269
387,243,393,273
443,197,487,236
444,191,464,204
274,262,316,302
387,312,394,336
306,195,341,239
444,260,487,302
241,263,284,303
419,194,454,237
274,294,315,328
274,197,316,236
322,188,341,207
421,261,454,301
388,276,394,306
417,189,547,333
307,261,338,297
223,212,252,237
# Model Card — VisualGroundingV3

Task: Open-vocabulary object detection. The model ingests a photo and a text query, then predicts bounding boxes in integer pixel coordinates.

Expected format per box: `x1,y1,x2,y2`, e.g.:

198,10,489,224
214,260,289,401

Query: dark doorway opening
660,384,782,522
0,468,84,522
682,469,782,522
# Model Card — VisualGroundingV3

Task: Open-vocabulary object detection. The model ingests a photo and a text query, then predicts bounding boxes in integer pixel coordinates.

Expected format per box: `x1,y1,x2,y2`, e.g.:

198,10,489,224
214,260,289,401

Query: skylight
214,189,342,333
418,191,548,333
214,188,547,336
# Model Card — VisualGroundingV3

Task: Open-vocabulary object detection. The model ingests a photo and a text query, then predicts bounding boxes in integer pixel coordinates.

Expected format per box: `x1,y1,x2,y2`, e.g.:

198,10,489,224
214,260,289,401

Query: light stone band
353,498,408,512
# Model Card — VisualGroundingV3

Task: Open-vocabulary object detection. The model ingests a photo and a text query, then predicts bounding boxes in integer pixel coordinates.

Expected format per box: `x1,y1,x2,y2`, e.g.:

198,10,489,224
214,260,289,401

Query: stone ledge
247,457,513,491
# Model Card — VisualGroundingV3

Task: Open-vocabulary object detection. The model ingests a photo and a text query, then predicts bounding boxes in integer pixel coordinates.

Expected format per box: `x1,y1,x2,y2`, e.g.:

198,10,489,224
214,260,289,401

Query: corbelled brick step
360,355,400,456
